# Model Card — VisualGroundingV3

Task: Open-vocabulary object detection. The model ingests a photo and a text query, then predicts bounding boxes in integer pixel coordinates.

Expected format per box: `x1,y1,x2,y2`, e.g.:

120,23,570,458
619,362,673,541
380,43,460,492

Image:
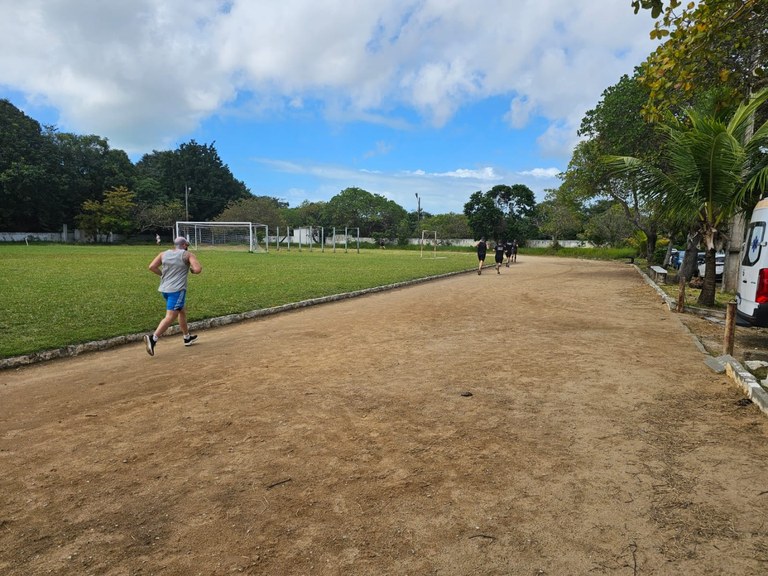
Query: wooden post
676,274,686,312
723,301,737,356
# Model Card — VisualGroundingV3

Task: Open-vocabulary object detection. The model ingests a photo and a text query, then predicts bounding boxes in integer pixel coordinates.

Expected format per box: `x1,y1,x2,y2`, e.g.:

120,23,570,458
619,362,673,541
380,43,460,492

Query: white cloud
403,167,500,180
0,0,656,155
505,96,534,129
519,168,562,179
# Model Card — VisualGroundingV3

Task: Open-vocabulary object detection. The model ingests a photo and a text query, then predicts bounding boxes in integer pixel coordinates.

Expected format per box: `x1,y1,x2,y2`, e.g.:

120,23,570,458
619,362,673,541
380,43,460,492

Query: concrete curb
719,355,768,413
0,268,475,371
634,263,768,416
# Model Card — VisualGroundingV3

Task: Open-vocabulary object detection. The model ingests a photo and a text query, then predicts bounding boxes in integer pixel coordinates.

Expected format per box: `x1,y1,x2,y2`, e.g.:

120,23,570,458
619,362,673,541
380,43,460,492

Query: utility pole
185,184,191,221
415,193,421,221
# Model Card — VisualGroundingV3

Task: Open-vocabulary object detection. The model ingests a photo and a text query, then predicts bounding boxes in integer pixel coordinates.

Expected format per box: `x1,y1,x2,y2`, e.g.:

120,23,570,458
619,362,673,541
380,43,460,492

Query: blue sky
0,1,659,215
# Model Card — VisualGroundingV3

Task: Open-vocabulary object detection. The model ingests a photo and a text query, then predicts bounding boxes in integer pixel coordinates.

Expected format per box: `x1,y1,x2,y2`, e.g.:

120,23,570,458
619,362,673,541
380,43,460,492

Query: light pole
185,184,191,221
415,193,421,221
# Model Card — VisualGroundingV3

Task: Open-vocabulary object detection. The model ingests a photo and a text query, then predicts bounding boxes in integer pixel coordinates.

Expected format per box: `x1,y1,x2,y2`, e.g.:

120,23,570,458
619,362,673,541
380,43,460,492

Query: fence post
723,301,737,356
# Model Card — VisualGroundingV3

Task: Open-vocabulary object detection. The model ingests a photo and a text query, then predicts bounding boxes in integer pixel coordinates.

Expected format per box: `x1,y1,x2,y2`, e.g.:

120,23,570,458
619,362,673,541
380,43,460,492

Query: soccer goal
420,230,438,258
175,221,269,252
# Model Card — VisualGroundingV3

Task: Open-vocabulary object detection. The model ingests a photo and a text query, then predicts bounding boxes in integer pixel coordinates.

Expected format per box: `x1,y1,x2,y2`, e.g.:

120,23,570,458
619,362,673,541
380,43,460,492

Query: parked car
697,252,725,279
669,250,682,269
678,251,705,273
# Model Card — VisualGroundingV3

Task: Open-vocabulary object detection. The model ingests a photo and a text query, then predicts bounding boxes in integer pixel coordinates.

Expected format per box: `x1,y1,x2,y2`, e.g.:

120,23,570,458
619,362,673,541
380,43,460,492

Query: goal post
420,230,438,259
175,221,269,253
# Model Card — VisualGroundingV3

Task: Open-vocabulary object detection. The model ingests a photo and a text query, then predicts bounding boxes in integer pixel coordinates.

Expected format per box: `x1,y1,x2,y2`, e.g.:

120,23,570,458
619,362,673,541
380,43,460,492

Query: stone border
0,268,475,371
634,263,768,416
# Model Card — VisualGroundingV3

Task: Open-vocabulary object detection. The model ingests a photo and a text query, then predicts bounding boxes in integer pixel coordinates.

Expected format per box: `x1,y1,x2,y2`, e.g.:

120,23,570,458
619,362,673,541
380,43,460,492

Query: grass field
0,244,476,358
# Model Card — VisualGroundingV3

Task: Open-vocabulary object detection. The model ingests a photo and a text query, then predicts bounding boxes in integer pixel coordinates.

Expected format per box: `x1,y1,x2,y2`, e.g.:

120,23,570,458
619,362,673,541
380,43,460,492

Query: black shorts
477,252,486,261
495,252,504,263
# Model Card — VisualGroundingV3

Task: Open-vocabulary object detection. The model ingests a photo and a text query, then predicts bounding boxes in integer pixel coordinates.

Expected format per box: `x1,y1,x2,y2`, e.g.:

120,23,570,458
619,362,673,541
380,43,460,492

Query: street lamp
185,184,191,221
415,193,421,221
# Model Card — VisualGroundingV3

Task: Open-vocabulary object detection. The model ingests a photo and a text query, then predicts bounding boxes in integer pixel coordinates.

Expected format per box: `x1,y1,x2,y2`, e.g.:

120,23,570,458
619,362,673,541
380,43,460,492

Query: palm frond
727,87,768,140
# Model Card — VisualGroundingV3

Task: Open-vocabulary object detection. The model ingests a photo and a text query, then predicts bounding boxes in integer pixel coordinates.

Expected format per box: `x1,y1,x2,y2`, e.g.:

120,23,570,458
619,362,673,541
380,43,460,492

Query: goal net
175,221,269,252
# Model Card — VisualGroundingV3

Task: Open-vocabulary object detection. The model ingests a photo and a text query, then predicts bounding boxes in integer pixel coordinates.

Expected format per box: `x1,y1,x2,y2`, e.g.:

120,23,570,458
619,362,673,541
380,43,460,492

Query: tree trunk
662,242,673,267
645,228,658,264
680,231,702,282
722,212,746,293
697,247,717,306
724,89,758,292
676,273,686,312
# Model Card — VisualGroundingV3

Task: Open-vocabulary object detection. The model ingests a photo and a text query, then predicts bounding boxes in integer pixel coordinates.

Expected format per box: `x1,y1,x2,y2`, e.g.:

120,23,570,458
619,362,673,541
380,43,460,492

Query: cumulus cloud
0,0,656,155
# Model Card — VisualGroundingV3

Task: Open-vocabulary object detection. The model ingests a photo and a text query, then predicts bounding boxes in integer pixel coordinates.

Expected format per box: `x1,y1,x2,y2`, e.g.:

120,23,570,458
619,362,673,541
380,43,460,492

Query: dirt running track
2,256,768,575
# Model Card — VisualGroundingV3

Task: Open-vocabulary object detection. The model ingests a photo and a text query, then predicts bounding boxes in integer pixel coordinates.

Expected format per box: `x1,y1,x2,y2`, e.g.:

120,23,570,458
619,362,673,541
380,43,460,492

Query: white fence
526,239,594,249
0,229,123,243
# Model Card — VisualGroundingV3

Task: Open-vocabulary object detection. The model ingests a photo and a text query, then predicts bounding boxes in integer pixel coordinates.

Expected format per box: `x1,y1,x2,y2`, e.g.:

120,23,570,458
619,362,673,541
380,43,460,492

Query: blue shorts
162,290,187,311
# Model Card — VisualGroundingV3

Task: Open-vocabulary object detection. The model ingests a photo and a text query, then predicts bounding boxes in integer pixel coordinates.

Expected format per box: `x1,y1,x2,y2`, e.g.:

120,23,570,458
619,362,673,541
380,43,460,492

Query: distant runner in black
476,238,487,275
504,240,513,267
494,241,505,274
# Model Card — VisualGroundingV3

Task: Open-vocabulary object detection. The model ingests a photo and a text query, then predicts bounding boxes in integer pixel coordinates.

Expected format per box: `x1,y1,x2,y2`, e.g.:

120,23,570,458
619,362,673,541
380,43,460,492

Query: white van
736,197,768,327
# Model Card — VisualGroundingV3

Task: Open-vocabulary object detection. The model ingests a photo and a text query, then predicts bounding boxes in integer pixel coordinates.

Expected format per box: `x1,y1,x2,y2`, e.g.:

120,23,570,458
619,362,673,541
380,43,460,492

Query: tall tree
134,200,184,236
419,213,471,240
48,131,135,227
605,88,768,305
75,186,136,241
283,200,326,229
0,101,58,231
135,141,250,221
582,201,635,247
323,187,407,238
536,189,584,245
634,0,767,287
561,73,666,261
216,196,287,229
463,191,504,241
487,184,538,241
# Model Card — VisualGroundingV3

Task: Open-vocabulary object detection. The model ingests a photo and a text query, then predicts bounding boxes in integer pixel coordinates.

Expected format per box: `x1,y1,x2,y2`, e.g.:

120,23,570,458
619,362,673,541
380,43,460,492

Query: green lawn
0,244,475,358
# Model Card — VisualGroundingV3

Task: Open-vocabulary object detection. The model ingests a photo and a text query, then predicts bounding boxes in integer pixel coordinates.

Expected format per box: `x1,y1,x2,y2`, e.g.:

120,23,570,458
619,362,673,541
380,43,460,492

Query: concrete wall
0,228,123,243
527,239,594,249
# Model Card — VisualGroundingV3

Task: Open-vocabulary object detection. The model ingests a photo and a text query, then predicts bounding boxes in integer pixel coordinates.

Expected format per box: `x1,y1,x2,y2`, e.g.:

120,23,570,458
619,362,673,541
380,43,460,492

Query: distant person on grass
494,241,505,274
144,236,202,356
512,239,519,263
476,238,487,275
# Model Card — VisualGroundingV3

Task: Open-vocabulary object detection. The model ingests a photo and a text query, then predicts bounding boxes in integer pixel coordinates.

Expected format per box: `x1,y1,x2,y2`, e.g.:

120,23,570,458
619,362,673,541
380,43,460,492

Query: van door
737,215,768,326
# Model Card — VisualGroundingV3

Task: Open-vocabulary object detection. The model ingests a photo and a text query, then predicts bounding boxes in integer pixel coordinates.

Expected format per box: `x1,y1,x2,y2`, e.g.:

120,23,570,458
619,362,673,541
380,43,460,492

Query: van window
743,221,766,266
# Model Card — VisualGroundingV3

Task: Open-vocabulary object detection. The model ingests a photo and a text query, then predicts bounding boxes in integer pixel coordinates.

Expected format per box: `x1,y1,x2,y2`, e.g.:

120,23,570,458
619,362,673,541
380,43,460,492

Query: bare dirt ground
2,256,768,576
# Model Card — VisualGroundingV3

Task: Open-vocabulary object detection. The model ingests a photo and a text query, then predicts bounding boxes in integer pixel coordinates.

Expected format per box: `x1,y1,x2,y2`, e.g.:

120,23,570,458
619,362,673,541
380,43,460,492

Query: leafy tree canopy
419,213,471,239
562,73,664,260
324,187,407,238
76,186,136,240
136,141,250,221
216,196,287,228
637,0,766,120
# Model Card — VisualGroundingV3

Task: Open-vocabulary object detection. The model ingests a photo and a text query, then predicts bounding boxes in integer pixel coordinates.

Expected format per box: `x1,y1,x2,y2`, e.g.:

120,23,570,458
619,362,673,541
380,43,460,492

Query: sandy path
1,256,767,575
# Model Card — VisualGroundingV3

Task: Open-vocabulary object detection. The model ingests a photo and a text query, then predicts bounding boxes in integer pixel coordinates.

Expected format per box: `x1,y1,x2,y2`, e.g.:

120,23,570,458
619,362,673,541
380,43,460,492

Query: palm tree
605,88,768,306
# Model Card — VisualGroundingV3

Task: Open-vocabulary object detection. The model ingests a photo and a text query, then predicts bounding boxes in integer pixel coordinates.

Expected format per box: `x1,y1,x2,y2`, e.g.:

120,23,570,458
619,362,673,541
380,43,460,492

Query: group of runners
475,238,518,275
